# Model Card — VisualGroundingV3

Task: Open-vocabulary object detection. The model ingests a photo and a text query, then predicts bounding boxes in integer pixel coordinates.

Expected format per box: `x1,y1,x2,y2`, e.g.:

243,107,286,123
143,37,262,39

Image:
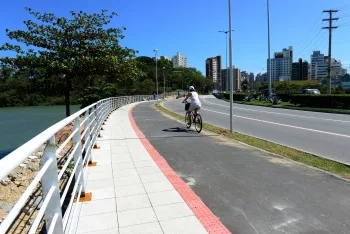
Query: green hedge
290,95,350,109
223,93,246,101
223,93,260,101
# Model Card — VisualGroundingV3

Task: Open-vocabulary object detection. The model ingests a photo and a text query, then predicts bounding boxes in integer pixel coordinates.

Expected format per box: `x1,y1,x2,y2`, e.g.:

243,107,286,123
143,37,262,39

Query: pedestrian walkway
72,103,228,234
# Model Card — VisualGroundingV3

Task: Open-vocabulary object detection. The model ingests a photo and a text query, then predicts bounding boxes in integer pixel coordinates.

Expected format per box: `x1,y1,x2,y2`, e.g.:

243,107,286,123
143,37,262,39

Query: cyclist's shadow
162,127,197,134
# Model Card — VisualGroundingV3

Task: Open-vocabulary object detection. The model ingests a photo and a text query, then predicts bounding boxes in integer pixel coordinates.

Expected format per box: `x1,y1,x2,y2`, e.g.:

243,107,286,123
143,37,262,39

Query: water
0,105,81,159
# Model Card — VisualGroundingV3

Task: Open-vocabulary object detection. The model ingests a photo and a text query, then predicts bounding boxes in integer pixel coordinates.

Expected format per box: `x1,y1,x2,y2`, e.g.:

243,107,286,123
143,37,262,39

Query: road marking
201,108,350,139
202,97,350,123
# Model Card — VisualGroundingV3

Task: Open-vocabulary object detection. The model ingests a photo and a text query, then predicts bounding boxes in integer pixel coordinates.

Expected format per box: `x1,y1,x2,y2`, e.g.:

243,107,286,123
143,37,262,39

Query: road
164,96,350,165
132,102,350,234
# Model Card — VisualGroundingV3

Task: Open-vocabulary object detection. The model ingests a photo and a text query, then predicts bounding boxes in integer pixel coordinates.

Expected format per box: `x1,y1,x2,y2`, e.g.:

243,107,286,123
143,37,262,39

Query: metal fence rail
0,95,154,234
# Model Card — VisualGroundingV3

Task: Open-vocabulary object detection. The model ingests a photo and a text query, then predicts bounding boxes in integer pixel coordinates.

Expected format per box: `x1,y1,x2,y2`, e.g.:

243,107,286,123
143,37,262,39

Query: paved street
164,95,350,165
133,101,350,234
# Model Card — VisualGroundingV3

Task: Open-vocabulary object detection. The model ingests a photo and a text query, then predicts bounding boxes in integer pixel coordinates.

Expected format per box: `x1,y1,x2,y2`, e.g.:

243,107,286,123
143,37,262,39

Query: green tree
335,85,345,94
140,79,155,94
241,79,249,92
0,8,136,116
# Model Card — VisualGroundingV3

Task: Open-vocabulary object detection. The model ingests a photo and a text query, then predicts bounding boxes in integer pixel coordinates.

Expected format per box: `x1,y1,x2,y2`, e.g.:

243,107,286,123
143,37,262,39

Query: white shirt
189,92,201,107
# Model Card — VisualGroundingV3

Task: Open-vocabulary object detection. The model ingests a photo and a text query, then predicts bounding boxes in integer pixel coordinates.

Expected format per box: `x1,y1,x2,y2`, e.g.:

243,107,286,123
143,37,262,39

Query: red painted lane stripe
128,106,231,234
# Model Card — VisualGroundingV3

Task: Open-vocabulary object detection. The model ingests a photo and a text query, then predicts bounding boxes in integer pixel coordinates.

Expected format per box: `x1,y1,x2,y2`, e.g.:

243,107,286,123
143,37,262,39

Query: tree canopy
0,8,137,116
0,8,213,111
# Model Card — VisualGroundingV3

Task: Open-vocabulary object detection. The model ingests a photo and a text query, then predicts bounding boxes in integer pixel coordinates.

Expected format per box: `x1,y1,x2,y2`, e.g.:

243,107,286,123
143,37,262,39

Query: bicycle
183,101,202,133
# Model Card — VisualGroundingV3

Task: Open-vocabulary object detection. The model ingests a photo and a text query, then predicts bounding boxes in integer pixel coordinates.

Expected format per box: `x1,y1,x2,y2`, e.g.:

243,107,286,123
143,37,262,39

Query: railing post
83,109,93,165
110,98,113,111
94,104,101,149
83,110,90,152
40,136,63,234
73,117,86,194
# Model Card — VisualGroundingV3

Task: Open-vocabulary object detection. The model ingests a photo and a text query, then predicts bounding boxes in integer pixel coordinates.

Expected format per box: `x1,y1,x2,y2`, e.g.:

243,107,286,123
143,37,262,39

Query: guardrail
0,95,155,234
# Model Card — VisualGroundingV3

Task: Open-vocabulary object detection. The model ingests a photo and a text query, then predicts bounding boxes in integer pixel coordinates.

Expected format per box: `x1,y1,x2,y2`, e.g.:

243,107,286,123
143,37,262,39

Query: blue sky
0,0,349,75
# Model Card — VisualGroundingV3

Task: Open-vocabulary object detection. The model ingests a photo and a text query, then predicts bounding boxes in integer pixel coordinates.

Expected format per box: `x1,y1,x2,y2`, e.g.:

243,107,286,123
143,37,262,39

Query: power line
312,30,328,51
297,29,323,58
295,13,324,52
321,36,329,53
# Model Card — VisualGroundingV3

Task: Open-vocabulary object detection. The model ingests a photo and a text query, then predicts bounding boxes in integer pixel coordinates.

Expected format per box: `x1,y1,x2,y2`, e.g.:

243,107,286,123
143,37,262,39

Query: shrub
223,93,259,101
276,93,291,102
290,95,350,109
23,93,44,106
223,93,246,101
0,91,22,107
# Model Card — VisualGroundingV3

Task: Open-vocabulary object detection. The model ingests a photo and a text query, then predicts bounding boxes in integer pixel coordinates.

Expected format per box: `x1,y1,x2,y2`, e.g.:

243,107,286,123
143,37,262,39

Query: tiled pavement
74,103,209,234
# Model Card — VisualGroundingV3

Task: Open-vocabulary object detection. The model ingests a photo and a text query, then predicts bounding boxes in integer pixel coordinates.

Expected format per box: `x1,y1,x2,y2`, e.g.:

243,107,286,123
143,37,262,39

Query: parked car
300,89,321,94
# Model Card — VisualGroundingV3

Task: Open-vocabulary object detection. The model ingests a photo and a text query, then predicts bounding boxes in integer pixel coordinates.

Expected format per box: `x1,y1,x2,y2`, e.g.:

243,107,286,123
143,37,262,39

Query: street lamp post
219,30,234,92
228,0,234,133
267,0,272,97
163,67,166,98
153,49,158,100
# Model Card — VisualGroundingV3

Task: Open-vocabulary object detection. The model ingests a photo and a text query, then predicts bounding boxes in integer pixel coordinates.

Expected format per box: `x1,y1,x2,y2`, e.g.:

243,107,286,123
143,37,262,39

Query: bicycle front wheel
185,112,191,129
194,114,202,133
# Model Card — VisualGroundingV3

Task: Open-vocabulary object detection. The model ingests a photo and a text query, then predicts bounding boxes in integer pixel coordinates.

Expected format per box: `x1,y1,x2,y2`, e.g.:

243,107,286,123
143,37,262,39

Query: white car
300,89,321,94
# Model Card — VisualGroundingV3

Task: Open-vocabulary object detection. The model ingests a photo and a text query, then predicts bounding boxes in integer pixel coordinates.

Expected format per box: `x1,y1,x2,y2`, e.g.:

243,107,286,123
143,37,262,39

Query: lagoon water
0,105,80,159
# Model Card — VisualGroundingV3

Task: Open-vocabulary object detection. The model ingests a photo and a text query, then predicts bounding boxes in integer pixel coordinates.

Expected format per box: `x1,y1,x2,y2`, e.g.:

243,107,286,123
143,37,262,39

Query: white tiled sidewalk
74,103,208,234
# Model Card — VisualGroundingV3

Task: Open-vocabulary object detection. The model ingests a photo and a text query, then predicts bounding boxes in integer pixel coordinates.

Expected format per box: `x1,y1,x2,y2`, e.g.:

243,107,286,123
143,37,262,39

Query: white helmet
189,86,195,91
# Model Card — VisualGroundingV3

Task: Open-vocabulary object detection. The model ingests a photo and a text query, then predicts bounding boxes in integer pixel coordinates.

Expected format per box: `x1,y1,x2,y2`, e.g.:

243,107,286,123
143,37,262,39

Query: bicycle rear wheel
194,114,202,133
185,112,191,129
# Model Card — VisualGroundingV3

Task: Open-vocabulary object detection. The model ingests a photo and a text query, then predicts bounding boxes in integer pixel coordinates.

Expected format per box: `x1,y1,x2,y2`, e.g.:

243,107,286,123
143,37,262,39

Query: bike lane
132,101,350,234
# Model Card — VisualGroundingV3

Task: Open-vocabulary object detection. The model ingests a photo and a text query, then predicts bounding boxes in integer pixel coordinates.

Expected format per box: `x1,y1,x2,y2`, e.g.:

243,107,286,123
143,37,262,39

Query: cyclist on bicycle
182,86,201,114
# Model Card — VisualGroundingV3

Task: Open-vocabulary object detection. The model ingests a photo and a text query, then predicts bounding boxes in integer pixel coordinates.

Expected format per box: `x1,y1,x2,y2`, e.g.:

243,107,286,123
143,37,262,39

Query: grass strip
155,103,350,179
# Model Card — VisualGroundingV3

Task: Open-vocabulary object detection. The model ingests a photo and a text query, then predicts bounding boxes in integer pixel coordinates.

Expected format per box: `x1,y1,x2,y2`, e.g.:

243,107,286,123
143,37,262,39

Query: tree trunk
65,75,71,117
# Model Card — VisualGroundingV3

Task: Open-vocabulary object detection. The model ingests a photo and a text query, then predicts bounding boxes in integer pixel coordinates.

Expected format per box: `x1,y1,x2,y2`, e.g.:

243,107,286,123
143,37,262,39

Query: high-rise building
241,71,248,81
255,73,263,82
267,46,293,82
292,58,309,80
315,61,328,81
311,51,326,80
249,72,255,89
221,66,241,91
221,68,230,91
206,56,222,86
262,72,268,82
311,51,344,81
342,69,348,76
235,68,241,90
172,52,188,68
330,59,343,79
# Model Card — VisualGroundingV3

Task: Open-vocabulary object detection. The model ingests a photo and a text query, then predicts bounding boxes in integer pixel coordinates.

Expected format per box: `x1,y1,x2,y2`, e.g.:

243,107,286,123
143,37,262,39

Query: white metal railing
0,95,155,234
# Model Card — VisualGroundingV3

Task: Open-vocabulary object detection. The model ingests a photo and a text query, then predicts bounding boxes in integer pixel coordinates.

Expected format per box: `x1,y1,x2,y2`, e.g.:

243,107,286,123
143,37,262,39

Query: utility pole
153,49,159,100
219,30,234,92
228,0,233,133
267,0,272,98
323,10,338,94
163,67,166,98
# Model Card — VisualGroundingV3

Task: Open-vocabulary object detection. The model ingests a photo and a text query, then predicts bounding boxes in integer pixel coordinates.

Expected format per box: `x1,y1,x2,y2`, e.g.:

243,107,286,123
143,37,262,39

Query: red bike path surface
129,106,230,233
